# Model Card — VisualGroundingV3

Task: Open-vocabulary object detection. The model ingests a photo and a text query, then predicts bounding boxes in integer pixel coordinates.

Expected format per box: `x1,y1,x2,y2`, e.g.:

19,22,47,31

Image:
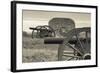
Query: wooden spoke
75,34,84,53
67,43,83,56
86,31,89,49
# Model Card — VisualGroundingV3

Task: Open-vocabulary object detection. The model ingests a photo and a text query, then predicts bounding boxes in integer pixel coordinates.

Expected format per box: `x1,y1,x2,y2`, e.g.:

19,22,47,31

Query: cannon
29,25,55,38
44,27,91,61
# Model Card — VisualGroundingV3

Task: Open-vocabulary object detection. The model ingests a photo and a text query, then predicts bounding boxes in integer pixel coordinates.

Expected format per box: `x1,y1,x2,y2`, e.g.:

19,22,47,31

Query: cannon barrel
44,38,64,44
29,27,38,30
44,37,90,44
29,27,51,31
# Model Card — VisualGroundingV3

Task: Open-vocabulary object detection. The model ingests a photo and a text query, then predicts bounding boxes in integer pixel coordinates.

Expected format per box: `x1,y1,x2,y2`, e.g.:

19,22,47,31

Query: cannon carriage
29,18,91,61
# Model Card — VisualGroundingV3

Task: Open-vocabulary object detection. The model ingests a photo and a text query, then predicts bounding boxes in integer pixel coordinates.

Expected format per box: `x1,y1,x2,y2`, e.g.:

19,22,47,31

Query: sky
22,10,91,33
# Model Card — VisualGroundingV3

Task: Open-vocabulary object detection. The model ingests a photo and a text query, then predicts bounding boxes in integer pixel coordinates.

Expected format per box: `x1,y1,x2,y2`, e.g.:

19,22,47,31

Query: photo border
11,1,98,72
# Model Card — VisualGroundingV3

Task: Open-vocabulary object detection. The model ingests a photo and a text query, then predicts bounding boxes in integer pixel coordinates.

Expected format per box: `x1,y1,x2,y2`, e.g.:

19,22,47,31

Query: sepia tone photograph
22,10,91,63
11,1,97,72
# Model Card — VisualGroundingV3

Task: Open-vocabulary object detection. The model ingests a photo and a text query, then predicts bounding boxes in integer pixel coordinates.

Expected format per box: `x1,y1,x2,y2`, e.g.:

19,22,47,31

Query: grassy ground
22,36,59,63
22,34,77,63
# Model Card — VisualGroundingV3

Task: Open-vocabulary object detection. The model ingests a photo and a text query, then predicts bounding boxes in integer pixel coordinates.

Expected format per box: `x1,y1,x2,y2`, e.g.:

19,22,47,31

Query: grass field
22,36,60,63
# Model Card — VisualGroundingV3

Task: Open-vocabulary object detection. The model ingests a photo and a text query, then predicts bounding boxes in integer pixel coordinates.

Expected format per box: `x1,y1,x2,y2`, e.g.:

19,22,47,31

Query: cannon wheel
31,26,41,38
43,25,56,37
36,26,44,38
58,27,91,61
36,25,55,38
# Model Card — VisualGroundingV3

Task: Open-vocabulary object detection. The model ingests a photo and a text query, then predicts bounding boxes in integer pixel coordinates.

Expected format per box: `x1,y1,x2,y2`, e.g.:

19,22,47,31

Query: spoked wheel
36,25,55,38
42,25,56,37
31,26,41,38
58,27,91,61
